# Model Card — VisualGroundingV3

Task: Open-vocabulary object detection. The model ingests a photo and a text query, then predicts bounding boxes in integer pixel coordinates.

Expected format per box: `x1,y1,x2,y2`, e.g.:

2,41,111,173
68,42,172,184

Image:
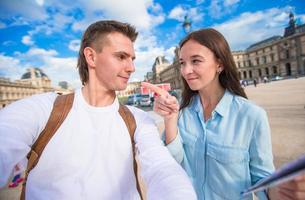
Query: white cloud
299,14,305,24
74,0,164,32
2,41,16,46
22,35,34,46
196,0,205,5
131,33,176,81
0,21,6,29
1,47,81,88
27,12,74,37
169,6,187,21
168,5,204,24
0,0,48,21
0,54,28,80
69,40,81,52
209,0,222,19
213,8,291,50
224,0,240,7
35,0,44,6
209,0,241,19
40,56,80,88
27,48,58,57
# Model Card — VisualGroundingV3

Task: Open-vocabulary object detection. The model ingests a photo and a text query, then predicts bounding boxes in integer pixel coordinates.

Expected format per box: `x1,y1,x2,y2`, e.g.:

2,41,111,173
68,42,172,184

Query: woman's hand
153,94,179,121
141,82,179,144
268,174,305,200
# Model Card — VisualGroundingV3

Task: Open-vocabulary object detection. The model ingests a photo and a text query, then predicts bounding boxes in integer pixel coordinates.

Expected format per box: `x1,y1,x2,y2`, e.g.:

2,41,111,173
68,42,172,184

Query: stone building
0,67,72,108
152,56,170,83
233,12,305,81
159,47,183,90
116,81,141,97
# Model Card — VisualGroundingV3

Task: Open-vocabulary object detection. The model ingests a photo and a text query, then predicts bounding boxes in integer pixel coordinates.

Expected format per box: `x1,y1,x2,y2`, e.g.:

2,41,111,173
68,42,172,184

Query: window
286,49,290,59
248,60,252,67
272,66,277,74
243,71,247,79
270,54,274,62
265,68,269,76
263,56,267,64
256,58,259,65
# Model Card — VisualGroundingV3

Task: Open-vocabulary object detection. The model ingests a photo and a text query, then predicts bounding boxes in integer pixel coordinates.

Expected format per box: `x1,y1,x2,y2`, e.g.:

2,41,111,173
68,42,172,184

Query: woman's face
179,39,222,91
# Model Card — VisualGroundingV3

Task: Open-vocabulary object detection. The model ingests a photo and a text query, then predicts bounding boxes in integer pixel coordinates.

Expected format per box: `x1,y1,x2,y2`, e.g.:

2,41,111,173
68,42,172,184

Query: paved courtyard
1,77,304,199
244,77,305,168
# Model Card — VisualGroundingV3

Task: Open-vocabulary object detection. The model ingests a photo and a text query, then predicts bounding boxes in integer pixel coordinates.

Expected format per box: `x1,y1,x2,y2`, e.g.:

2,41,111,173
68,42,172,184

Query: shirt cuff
255,190,269,200
165,130,184,163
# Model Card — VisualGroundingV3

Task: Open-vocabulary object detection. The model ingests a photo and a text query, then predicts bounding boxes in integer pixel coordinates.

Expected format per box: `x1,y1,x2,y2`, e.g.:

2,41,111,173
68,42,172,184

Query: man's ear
84,47,96,68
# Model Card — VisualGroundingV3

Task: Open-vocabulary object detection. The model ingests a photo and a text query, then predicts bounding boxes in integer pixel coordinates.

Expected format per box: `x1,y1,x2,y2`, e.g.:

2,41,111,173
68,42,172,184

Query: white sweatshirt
0,88,196,200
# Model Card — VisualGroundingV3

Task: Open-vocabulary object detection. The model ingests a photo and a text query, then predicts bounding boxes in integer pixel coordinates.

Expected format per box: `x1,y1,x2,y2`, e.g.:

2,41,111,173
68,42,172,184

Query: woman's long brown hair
179,28,247,110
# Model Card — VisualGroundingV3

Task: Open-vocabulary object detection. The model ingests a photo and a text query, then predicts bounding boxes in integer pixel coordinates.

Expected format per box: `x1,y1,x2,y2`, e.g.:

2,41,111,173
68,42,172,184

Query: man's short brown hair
77,20,138,85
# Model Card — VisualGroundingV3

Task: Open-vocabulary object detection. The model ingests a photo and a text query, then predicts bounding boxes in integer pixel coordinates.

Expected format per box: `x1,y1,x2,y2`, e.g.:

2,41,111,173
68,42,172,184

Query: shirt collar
214,90,233,117
188,90,233,118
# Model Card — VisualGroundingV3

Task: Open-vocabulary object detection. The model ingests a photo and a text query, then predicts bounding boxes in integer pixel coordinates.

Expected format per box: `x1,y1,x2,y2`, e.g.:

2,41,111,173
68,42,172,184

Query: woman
142,28,305,199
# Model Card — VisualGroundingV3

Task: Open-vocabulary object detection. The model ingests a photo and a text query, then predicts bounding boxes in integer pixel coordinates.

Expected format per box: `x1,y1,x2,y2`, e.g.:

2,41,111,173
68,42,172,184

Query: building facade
233,13,305,81
0,68,72,108
152,56,170,83
148,13,305,90
159,47,183,90
116,81,141,97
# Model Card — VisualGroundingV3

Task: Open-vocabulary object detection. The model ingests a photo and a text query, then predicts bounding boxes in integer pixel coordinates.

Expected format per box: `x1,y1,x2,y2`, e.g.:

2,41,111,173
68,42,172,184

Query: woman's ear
217,59,224,73
84,47,96,68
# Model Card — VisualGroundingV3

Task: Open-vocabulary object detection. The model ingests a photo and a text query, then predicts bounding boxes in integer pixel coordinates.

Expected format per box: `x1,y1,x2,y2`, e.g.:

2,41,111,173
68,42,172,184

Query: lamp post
182,15,192,33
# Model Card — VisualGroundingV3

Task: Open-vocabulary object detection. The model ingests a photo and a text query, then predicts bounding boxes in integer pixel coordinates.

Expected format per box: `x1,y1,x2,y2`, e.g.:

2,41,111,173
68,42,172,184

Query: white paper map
241,155,305,197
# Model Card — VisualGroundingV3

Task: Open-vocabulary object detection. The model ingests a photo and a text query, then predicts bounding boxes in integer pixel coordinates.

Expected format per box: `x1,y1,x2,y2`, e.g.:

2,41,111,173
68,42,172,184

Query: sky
0,0,304,88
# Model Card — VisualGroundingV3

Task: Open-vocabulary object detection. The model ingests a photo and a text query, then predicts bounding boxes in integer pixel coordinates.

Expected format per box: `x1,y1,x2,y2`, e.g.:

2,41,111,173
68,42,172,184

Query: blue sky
0,0,304,88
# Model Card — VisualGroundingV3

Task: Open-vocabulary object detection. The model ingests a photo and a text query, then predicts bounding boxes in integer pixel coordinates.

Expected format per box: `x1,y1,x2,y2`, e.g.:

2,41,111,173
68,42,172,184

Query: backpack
20,93,144,200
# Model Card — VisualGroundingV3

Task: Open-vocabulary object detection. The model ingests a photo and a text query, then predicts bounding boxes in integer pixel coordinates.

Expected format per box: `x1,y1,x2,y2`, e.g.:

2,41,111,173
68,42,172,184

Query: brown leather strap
118,104,144,200
20,93,74,200
20,95,143,200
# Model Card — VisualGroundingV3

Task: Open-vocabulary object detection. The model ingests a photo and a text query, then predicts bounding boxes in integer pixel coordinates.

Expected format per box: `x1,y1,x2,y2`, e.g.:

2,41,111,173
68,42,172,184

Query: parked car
169,89,182,102
271,76,284,81
126,94,142,106
139,94,153,107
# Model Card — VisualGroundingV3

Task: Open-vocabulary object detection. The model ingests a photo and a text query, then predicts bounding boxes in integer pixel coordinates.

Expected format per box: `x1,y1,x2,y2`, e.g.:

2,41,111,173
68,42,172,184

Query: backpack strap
20,93,74,200
118,104,144,200
20,94,143,200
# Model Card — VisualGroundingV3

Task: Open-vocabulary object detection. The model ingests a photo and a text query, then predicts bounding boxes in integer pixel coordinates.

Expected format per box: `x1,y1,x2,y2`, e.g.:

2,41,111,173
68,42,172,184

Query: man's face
93,32,135,91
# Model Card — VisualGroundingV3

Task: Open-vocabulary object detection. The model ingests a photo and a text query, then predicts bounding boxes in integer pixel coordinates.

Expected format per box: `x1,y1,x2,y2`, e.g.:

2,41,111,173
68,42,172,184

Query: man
0,20,196,199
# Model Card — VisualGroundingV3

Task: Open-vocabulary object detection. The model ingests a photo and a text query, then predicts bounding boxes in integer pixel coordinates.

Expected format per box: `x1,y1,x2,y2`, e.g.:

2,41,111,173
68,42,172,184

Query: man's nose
126,59,135,73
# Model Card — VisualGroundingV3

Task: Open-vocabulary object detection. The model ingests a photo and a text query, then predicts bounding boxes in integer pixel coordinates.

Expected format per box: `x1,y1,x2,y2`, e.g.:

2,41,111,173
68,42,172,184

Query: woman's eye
179,61,185,67
192,59,201,64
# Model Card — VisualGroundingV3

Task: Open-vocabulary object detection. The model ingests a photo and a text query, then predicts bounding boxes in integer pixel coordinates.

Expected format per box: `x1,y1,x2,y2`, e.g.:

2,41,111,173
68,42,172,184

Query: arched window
286,63,291,76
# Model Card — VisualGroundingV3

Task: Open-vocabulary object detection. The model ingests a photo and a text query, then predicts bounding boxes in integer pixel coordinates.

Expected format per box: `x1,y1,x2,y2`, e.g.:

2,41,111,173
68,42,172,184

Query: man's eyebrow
114,51,136,60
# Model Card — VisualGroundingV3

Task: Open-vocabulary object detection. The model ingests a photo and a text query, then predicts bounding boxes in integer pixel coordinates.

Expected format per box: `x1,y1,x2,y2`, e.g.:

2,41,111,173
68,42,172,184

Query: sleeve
248,109,275,200
0,93,55,187
133,110,196,200
162,130,184,164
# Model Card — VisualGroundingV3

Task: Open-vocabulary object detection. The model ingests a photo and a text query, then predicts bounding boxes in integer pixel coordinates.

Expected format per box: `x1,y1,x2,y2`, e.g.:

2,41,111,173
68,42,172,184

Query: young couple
0,20,304,200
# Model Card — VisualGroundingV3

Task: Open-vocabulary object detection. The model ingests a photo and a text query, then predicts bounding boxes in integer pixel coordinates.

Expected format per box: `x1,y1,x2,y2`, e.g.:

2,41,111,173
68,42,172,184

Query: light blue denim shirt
165,90,275,200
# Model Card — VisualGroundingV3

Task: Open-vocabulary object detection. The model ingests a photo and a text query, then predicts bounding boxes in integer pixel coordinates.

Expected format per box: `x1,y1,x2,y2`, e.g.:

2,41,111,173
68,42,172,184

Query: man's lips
118,75,129,81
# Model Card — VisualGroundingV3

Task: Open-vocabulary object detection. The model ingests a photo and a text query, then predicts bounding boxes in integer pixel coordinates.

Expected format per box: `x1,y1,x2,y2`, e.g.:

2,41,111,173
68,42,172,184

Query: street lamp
182,15,192,33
